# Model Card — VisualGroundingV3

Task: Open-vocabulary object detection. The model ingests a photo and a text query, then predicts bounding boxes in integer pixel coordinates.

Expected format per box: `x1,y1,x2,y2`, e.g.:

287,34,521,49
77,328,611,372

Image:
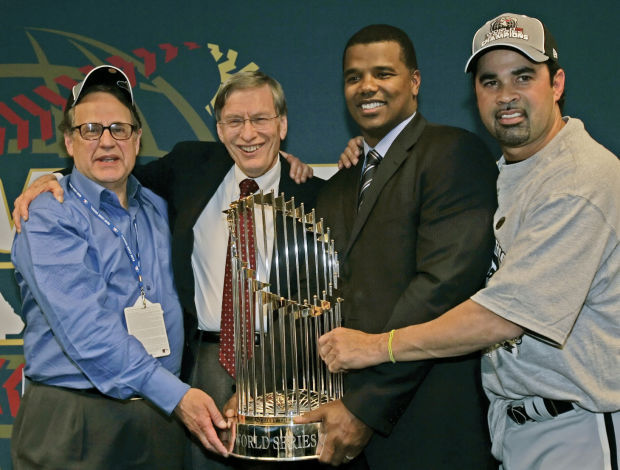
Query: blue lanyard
68,180,146,307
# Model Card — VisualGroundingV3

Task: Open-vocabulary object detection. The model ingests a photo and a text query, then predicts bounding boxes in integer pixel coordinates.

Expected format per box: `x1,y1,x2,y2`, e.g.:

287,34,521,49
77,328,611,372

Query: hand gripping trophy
222,191,343,460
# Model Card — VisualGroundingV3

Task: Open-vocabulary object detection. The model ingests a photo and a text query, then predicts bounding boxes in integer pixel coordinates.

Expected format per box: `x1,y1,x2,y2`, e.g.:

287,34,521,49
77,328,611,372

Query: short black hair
343,24,418,70
545,59,565,113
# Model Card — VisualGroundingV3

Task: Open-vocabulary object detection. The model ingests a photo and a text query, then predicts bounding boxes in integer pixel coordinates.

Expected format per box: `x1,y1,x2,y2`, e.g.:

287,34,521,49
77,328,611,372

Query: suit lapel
343,114,427,258
340,164,362,246
183,149,234,231
277,155,296,197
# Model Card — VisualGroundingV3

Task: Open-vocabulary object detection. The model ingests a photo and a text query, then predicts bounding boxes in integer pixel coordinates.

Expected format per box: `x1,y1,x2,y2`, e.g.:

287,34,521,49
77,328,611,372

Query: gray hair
214,70,287,121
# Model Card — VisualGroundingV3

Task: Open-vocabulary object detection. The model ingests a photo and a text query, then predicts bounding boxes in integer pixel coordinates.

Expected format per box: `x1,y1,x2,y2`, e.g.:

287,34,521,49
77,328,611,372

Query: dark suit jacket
134,141,324,375
317,114,498,469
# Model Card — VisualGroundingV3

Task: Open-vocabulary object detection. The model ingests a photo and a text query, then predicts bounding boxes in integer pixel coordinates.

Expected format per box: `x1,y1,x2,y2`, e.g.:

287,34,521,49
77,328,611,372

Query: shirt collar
363,112,416,158
498,116,572,170
233,154,281,194
68,167,142,209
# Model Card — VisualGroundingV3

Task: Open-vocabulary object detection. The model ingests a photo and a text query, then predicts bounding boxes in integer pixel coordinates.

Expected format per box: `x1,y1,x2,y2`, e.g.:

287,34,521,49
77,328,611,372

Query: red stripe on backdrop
0,103,29,150
13,95,53,141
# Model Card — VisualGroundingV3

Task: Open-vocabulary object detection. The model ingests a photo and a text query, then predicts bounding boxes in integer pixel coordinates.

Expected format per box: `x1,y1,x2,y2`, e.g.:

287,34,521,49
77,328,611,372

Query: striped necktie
358,149,383,210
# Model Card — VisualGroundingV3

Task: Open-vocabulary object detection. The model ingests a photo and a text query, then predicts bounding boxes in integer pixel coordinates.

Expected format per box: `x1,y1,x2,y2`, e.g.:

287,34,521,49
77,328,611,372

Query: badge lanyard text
68,181,146,307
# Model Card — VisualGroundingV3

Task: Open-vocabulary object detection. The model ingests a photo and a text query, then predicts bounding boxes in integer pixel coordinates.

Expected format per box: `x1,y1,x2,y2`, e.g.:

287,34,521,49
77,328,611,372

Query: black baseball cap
70,65,134,107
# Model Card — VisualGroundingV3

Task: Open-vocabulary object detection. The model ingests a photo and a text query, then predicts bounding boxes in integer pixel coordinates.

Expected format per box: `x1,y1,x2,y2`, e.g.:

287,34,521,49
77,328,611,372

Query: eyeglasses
71,122,137,141
218,115,279,131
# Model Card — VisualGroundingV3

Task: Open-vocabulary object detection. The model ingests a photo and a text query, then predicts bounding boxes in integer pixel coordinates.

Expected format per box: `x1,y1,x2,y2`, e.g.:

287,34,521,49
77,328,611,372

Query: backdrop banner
1,1,618,467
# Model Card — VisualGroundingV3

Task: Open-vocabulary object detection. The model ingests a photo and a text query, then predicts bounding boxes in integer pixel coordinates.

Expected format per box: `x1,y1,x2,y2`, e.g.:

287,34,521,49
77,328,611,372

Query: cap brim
465,43,550,73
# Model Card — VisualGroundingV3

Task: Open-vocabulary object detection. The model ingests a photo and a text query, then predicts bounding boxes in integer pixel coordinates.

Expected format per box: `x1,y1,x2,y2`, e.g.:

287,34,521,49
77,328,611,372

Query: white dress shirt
191,158,281,331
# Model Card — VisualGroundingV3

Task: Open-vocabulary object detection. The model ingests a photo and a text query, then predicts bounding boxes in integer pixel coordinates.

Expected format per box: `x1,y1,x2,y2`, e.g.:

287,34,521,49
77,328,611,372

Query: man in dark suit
133,71,323,469
13,70,322,470
298,24,498,469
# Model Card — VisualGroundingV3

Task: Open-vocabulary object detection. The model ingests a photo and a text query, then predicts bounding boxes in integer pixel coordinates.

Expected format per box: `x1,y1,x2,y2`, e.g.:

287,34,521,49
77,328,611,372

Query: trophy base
225,419,320,461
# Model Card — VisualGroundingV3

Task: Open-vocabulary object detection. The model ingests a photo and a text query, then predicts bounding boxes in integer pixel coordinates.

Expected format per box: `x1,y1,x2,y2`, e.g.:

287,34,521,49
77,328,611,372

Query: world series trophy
222,191,343,460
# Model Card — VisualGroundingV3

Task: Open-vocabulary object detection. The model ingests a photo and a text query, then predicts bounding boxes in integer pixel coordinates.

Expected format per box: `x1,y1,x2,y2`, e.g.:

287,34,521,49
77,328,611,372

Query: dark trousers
11,381,185,470
185,337,234,469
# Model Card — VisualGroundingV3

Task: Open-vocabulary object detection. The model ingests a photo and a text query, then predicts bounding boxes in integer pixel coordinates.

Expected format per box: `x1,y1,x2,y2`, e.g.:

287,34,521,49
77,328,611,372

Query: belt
68,387,143,401
196,330,223,343
27,379,142,401
507,398,574,425
196,330,262,345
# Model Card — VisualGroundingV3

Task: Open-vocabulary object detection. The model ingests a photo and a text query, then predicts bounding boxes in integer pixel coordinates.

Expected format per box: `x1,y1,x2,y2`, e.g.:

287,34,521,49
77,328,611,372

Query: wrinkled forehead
71,91,134,123
221,85,277,115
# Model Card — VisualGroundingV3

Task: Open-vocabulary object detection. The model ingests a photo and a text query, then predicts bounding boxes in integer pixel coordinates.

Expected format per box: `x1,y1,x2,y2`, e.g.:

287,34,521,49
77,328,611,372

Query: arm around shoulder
12,173,64,232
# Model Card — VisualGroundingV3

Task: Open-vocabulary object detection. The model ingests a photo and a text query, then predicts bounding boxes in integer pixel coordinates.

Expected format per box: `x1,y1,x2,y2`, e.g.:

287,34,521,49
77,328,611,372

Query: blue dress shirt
12,168,189,414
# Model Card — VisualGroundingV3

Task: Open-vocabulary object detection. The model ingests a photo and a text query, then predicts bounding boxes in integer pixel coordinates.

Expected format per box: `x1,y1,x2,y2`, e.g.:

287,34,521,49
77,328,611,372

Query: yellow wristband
388,329,396,363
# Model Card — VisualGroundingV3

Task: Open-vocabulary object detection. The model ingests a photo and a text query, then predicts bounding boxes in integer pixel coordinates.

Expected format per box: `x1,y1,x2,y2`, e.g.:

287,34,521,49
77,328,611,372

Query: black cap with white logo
70,65,134,107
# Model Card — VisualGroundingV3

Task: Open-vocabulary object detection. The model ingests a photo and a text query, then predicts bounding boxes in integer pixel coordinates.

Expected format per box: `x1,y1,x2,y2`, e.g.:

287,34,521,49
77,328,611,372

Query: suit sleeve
133,147,179,202
342,131,498,435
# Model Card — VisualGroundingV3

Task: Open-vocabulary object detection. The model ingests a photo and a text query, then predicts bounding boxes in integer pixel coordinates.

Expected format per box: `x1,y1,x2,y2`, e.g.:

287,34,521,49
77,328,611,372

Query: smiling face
64,91,141,199
474,49,565,162
343,41,420,147
216,84,287,178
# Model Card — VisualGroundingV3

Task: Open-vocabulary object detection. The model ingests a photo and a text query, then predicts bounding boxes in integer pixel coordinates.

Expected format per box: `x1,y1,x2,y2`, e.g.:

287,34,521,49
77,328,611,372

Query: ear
216,122,224,142
133,128,142,154
279,115,288,141
552,68,565,103
64,132,74,157
410,70,421,98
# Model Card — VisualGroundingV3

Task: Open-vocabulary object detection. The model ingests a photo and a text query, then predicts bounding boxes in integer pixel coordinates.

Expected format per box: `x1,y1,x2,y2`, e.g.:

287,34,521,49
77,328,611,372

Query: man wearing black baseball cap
11,65,321,470
318,13,619,469
11,65,230,469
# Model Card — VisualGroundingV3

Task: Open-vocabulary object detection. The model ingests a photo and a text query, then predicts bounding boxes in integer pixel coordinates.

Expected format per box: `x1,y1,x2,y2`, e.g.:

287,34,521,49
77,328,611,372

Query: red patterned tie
219,178,259,376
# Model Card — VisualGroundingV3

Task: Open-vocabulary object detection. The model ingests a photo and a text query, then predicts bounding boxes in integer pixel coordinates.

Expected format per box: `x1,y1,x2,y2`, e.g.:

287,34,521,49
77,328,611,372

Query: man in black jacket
298,24,497,469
